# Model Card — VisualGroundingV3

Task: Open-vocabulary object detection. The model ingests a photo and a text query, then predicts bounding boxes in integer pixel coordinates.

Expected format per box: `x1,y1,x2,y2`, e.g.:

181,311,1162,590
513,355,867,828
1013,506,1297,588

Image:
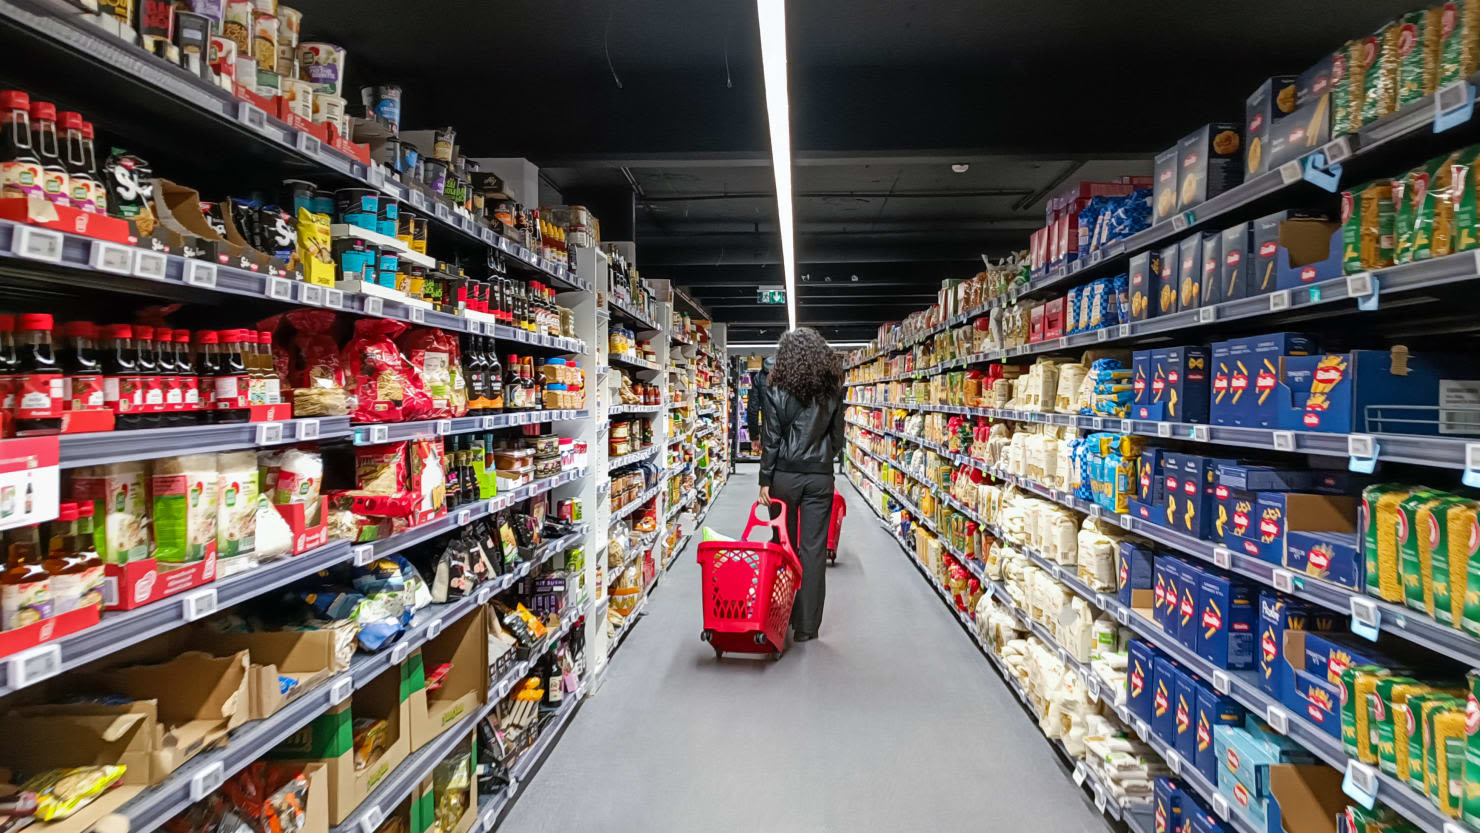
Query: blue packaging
1146,346,1211,423
1119,540,1156,607
1199,231,1223,308
1251,491,1356,566
1154,777,1183,833
1188,807,1227,833
1128,639,1158,723
1159,452,1188,532
1218,484,1262,557
1174,671,1200,762
1285,530,1362,589
1273,218,1343,290
1174,560,1204,649
1196,687,1244,782
1257,592,1342,697
1223,332,1318,428
1153,558,1173,629
1130,251,1158,322
1137,447,1164,505
1215,463,1318,492
1153,656,1180,744
1177,235,1202,310
1181,455,1237,541
1220,222,1252,301
1274,349,1477,435
1301,632,1404,686
1129,497,1161,526
1210,340,1235,426
1289,662,1342,739
1196,572,1257,669
1132,350,1154,415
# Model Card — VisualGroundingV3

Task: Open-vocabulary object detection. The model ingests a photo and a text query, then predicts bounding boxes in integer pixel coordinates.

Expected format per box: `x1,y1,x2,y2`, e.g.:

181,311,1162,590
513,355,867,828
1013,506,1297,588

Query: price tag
1350,596,1382,641
1269,290,1291,311
409,306,426,324
480,809,497,832
425,617,445,640
237,101,269,133
1197,306,1217,323
329,675,354,703
1348,434,1379,474
435,203,451,221
1343,760,1380,809
189,761,226,801
1157,422,1172,438
265,276,293,301
1171,213,1189,232
325,288,345,309
133,248,167,280
352,544,376,566
435,419,453,436
1086,674,1101,702
1265,704,1290,734
295,131,320,157
1134,718,1150,739
1213,546,1233,569
363,296,384,316
1166,751,1181,775
1212,794,1230,820
457,508,472,526
481,228,495,244
1116,608,1130,626
1191,425,1209,442
1072,763,1088,786
1093,786,1108,814
1436,80,1476,132
357,807,385,833
1096,328,1110,342
1272,568,1294,593
299,282,325,306
182,588,218,621
1118,323,1131,338
185,261,217,288
1211,670,1232,695
1278,160,1304,185
255,422,284,445
9,224,62,264
1117,513,1134,531
409,191,427,210
6,644,62,688
390,642,410,665
89,240,133,274
482,416,497,429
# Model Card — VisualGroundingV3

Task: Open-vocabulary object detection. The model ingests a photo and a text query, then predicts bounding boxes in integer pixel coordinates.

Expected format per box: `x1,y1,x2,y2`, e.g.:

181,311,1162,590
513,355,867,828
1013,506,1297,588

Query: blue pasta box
1220,222,1252,301
1199,231,1222,307
1197,572,1257,669
1181,454,1237,541
1223,331,1318,428
1119,540,1156,607
1215,463,1320,492
1196,686,1244,782
1273,349,1480,435
1136,447,1162,504
1251,491,1356,566
1146,345,1210,423
1129,497,1162,527
1175,671,1200,762
1210,340,1235,425
1188,806,1227,833
1178,235,1202,310
1156,242,1180,317
1219,484,1263,557
1158,451,1189,531
1154,558,1175,629
1257,592,1343,697
1154,777,1183,833
1130,251,1159,322
1132,350,1154,414
1128,638,1158,722
1285,530,1362,589
1273,216,1343,290
1301,632,1406,686
1287,656,1343,739
1214,726,1268,830
1174,560,1204,649
1153,656,1181,744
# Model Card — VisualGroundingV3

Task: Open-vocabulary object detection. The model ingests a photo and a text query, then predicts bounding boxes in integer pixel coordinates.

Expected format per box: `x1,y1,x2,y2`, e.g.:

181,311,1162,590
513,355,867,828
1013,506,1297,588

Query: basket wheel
752,632,768,645
701,629,713,642
770,650,783,661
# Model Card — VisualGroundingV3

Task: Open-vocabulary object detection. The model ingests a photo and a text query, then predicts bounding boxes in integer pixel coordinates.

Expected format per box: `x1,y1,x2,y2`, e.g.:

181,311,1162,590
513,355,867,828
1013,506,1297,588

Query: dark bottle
27,100,67,207
13,313,62,434
522,356,538,409
216,329,250,423
444,436,462,509
60,321,103,413
174,331,199,421
194,330,221,423
58,111,98,214
462,333,486,416
504,354,521,410
459,436,479,501
0,316,17,414
79,121,104,214
0,90,40,200
485,346,503,410
1,525,50,630
132,324,161,428
100,324,142,428
155,326,182,426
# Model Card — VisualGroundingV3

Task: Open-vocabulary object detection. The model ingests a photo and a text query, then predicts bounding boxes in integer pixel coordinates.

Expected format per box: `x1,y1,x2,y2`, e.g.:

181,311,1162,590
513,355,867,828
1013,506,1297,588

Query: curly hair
768,327,843,406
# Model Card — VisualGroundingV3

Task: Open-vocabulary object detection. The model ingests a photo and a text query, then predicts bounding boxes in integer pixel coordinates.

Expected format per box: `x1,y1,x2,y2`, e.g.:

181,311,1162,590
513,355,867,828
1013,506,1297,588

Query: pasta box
1304,631,1406,686
1251,491,1357,566
1153,656,1183,744
1274,348,1480,434
1174,559,1205,649
1210,340,1235,425
1149,345,1210,423
1154,777,1183,833
1175,670,1200,761
1272,216,1343,290
1159,452,1190,532
1177,234,1203,311
1250,211,1289,297
1128,638,1158,722
1220,484,1263,557
1129,250,1159,321
1197,572,1257,669
1244,76,1299,177
1199,230,1223,307
1215,463,1321,492
1222,332,1318,428
1220,222,1252,301
1285,530,1361,589
1258,592,1343,696
1119,540,1156,607
1137,447,1165,504
1154,557,1174,629
1283,637,1343,739
1154,146,1180,224
1188,807,1226,833
1180,454,1238,540
1157,242,1180,316
1128,497,1162,527
1178,123,1244,212
1132,350,1153,413
1196,686,1245,782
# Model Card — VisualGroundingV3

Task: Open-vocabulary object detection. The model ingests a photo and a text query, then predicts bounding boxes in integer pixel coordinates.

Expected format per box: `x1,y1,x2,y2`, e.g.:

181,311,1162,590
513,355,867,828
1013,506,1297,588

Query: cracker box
1147,345,1210,423
1245,76,1299,177
1178,123,1244,211
1285,530,1362,589
1197,572,1257,669
1196,686,1245,782
1177,235,1202,311
1154,146,1180,224
1174,559,1205,649
1154,777,1183,833
1129,250,1158,321
1153,656,1182,744
1175,671,1200,761
1199,230,1223,308
1220,223,1252,301
1156,242,1180,316
1119,540,1156,607
1128,638,1158,723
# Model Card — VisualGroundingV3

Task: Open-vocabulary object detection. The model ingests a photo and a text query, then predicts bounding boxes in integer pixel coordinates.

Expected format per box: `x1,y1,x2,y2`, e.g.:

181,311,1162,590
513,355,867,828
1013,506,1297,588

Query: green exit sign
757,286,786,304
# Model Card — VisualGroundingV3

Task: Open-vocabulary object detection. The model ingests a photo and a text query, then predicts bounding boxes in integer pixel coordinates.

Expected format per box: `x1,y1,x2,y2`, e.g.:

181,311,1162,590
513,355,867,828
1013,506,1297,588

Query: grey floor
502,464,1107,833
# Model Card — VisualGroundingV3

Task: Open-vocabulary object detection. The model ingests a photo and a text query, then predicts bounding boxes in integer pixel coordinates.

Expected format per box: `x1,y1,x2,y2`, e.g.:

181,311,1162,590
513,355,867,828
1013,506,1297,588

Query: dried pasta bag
355,442,409,495
1342,181,1395,271
1438,0,1480,87
1400,490,1451,613
1364,484,1414,601
1332,44,1355,135
22,765,126,820
1453,500,1480,637
1449,145,1480,252
1372,678,1429,775
1392,170,1417,265
1345,665,1389,762
1424,496,1470,623
1361,23,1401,125
1426,152,1460,260
341,318,433,423
1396,8,1442,109
1434,706,1467,817
396,326,461,418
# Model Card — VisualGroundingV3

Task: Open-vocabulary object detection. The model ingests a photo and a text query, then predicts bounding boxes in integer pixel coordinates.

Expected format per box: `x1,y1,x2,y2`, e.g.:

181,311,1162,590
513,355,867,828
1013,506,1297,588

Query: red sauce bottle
13,314,62,434
101,323,142,428
61,321,103,413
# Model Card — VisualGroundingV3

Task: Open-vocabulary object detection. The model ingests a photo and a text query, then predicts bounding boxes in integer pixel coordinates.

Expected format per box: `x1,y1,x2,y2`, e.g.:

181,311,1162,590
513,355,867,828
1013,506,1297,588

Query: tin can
377,250,400,288
275,4,300,47
375,194,398,238
334,238,375,284
423,158,448,195
222,0,251,53
432,127,455,162
282,77,313,120
311,92,347,131
275,44,296,77
297,42,346,96
397,211,416,246
282,179,315,217
362,84,402,134
251,11,276,68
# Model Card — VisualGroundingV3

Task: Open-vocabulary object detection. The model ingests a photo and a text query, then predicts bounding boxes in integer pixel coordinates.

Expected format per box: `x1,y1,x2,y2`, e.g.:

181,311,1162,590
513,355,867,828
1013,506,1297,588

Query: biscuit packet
1448,144,1480,252
1332,44,1355,135
1396,8,1442,109
1438,0,1480,88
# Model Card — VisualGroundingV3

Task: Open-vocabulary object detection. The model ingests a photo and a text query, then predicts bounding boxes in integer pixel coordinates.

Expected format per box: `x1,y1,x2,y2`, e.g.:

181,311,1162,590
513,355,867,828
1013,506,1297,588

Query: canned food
297,42,346,96
335,188,378,231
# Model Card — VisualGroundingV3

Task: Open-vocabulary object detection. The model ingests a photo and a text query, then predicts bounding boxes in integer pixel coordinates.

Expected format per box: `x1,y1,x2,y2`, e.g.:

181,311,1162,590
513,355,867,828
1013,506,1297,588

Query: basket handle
742,498,793,553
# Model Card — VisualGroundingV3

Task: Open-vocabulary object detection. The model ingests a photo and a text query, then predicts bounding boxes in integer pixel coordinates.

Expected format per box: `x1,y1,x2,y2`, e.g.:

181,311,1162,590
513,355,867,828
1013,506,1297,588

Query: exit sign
757,285,786,304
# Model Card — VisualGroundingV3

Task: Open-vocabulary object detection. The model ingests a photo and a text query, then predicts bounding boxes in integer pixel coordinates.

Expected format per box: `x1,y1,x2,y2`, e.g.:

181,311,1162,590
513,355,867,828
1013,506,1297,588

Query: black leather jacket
758,382,845,487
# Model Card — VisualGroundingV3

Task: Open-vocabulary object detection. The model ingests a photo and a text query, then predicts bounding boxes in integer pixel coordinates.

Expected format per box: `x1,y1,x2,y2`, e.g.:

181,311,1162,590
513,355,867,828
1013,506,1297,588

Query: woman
758,327,845,642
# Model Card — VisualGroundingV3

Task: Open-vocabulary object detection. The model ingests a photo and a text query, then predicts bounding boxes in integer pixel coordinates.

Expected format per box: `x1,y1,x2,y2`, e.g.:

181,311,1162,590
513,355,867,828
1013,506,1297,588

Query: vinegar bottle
1,525,50,630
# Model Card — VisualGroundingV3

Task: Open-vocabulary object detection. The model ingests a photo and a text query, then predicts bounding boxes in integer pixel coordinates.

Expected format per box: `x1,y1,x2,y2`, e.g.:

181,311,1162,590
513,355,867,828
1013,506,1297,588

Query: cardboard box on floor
411,608,488,750
269,656,420,825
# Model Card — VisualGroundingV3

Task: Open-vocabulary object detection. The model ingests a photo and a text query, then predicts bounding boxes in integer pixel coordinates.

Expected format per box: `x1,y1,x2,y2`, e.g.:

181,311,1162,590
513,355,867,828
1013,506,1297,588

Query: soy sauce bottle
462,333,487,416
194,330,221,422
0,90,39,199
101,324,142,428
174,331,199,420
60,321,103,413
215,330,250,423
13,314,62,435
59,111,97,213
27,101,67,207
0,316,17,413
132,325,161,428
155,327,181,426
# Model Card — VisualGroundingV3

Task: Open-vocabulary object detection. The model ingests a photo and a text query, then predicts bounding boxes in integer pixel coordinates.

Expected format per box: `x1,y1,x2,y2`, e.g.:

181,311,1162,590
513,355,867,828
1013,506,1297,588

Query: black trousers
769,469,834,635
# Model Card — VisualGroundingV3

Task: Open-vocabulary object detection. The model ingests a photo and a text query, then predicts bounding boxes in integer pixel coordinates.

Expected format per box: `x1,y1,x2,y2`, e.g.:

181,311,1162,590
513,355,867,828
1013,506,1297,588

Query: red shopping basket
697,499,803,660
826,490,847,564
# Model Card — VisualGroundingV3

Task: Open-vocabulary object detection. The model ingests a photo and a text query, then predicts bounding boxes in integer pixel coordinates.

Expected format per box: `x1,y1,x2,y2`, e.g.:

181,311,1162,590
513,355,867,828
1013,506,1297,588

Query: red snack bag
396,327,464,418
285,308,345,391
342,319,432,423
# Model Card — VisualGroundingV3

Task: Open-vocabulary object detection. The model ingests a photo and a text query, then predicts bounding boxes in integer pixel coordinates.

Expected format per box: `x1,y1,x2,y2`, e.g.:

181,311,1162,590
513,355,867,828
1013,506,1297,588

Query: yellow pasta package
1364,484,1416,602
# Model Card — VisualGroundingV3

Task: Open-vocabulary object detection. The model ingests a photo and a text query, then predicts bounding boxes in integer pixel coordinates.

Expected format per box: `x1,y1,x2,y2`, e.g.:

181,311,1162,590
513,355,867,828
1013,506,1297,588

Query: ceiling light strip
755,0,796,330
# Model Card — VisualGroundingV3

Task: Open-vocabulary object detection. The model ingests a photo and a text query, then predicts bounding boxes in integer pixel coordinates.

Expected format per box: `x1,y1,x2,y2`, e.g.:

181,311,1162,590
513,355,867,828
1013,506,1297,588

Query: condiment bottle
155,326,183,425
59,111,97,213
61,321,103,413
132,324,162,427
462,333,486,417
216,329,250,422
101,323,142,427
258,330,280,405
13,314,62,434
80,121,105,214
174,330,199,420
1,525,49,630
70,502,104,610
27,100,67,207
194,330,220,420
0,90,39,199
42,502,95,614
484,342,503,410
0,315,17,414
504,354,522,409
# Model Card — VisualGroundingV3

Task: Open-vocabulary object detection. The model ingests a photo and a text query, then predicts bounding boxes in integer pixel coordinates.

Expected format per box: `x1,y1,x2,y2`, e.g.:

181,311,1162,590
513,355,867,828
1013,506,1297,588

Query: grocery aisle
504,464,1105,833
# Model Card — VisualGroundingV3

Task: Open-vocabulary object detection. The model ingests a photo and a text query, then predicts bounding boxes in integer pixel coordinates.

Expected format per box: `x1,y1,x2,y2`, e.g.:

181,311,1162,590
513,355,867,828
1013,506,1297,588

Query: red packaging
396,327,465,418
354,441,408,495
284,309,345,391
1030,304,1046,342
341,319,432,423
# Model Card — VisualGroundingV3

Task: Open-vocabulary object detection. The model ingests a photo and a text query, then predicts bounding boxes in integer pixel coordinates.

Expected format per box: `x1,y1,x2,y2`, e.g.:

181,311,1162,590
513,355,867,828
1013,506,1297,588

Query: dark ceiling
292,0,1418,344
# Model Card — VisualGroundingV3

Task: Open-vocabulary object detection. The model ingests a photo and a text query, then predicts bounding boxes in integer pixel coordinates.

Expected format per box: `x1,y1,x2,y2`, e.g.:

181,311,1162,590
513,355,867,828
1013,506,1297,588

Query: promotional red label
65,373,104,411
1259,241,1278,257
13,374,62,419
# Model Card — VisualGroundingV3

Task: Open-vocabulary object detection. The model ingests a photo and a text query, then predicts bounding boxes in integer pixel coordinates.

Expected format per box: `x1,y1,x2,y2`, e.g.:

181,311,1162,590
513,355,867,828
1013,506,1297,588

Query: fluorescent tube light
756,0,796,330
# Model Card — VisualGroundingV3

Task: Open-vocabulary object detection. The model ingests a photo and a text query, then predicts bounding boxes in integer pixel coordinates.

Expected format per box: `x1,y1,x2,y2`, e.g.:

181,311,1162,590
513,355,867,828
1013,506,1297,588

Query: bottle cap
155,327,172,341
28,100,56,122
76,501,94,517
104,323,133,339
0,90,30,111
18,313,53,331
80,121,95,140
174,330,192,343
133,324,153,339
58,110,83,131
258,330,273,344
197,330,219,345
65,321,99,339
55,502,78,522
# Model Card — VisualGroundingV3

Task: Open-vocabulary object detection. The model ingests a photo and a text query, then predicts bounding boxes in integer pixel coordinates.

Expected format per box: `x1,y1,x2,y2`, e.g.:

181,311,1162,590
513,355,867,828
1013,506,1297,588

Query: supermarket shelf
699,387,723,396
606,593,650,661
353,410,589,445
490,324,585,355
698,408,718,417
608,445,658,471
607,297,661,331
609,403,663,416
608,353,662,373
481,687,586,830
670,332,694,346
609,481,662,527
59,416,350,468
0,0,588,294
696,425,715,439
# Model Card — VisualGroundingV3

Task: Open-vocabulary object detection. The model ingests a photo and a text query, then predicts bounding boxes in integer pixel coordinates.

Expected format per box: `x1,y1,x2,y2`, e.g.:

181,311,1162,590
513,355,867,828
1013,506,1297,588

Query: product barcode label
89,240,134,274
7,644,62,688
182,588,218,621
185,261,217,288
133,249,168,280
12,225,64,262
363,296,384,316
189,761,225,801
266,277,293,300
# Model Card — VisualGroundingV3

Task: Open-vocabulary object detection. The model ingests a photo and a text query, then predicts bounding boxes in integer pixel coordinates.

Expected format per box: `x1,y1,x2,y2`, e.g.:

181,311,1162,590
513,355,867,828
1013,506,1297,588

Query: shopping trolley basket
826,490,847,564
697,499,803,660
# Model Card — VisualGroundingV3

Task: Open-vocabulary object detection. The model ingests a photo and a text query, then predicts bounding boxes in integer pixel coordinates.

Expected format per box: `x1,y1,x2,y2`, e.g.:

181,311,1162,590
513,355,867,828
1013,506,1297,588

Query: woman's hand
758,486,771,506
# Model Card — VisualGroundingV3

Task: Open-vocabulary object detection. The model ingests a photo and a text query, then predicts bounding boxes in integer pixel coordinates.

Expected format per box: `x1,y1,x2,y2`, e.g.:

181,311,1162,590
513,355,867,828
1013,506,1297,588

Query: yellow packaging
1438,0,1480,88
1434,708,1467,817
1396,8,1442,109
296,206,334,287
1354,668,1385,764
1365,484,1415,602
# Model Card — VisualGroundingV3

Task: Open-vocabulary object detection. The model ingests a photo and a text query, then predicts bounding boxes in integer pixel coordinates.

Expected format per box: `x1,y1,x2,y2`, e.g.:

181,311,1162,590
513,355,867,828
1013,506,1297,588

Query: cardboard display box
410,608,488,750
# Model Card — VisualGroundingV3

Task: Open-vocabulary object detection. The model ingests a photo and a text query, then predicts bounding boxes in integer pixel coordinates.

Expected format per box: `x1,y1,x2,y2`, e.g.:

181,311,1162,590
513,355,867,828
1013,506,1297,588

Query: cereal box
1177,124,1243,212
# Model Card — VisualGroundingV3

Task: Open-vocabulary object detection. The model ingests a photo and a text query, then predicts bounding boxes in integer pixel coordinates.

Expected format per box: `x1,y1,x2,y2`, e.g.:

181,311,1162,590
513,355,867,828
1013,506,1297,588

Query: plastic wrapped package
217,451,260,559
70,461,149,564
255,495,294,562
285,308,350,416
148,454,220,564
407,439,446,516
356,442,408,495
342,318,433,423
398,327,466,417
273,447,323,525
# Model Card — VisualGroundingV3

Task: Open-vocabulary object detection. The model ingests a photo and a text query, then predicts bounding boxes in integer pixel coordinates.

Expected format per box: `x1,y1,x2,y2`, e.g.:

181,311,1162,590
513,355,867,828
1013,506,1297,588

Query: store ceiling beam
536,149,1155,170
637,188,1034,202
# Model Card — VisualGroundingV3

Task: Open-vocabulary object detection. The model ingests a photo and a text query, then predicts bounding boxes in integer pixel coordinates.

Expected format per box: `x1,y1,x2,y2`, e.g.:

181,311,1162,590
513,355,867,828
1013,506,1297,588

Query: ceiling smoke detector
951,163,970,173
